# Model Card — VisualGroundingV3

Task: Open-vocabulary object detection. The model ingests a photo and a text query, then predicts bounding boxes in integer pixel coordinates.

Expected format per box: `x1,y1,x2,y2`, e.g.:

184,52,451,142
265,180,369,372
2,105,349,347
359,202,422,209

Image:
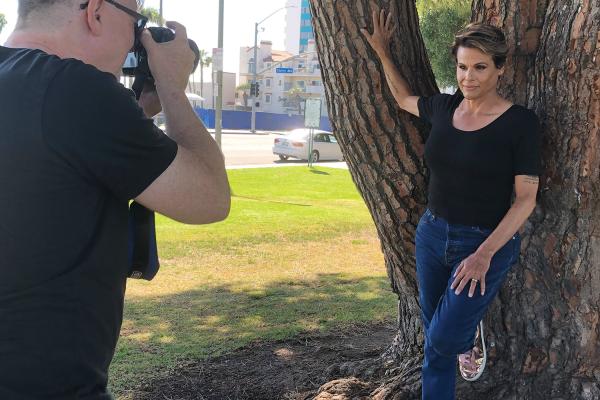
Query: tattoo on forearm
524,175,539,185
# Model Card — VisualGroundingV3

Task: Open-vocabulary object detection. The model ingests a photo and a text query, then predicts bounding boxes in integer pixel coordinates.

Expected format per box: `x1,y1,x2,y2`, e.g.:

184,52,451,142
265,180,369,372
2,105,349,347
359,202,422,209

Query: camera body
123,27,201,98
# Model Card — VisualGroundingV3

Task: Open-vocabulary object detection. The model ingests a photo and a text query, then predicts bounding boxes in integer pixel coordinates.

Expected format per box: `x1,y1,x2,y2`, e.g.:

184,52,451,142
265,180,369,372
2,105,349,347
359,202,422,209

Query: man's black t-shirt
0,47,178,399
417,92,541,229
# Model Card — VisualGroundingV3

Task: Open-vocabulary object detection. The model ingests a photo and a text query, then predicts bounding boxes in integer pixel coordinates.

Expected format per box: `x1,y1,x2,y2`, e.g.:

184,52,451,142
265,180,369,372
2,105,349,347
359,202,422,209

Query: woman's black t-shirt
417,92,541,229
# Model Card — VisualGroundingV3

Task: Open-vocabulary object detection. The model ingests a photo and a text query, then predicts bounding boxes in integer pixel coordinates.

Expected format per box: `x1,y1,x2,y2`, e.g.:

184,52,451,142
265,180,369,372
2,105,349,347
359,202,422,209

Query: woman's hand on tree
451,252,492,298
360,9,395,59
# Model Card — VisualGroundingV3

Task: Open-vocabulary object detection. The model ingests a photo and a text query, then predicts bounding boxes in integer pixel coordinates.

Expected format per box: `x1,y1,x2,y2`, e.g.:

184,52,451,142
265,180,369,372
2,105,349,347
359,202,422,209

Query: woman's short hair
451,23,508,69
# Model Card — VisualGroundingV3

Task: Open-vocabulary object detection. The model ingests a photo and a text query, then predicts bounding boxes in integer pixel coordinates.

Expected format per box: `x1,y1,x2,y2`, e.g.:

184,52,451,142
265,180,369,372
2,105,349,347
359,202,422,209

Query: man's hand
138,83,162,118
139,21,195,93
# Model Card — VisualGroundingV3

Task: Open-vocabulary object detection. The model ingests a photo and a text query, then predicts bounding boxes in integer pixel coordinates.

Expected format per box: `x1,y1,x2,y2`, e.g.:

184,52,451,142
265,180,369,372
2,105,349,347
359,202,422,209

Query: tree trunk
200,65,204,99
310,0,600,399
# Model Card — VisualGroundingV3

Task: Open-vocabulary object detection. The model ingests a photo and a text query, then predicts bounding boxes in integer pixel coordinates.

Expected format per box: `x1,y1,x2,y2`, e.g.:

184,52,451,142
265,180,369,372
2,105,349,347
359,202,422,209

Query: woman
361,10,541,400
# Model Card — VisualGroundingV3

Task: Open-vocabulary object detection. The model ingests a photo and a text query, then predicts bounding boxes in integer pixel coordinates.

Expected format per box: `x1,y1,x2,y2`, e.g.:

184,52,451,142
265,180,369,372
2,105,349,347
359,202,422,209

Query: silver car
272,129,343,162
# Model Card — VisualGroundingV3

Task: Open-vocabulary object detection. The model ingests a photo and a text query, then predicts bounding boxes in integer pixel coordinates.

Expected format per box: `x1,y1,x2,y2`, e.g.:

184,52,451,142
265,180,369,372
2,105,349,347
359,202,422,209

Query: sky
0,0,289,83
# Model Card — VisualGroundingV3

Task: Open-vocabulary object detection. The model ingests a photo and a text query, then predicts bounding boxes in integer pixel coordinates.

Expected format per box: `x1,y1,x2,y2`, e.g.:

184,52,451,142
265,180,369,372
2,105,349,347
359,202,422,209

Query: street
218,133,280,166
212,132,347,169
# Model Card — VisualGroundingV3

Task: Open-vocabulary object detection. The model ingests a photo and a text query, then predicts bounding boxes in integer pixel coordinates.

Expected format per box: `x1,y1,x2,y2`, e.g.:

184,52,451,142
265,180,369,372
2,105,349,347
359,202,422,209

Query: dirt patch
133,322,396,400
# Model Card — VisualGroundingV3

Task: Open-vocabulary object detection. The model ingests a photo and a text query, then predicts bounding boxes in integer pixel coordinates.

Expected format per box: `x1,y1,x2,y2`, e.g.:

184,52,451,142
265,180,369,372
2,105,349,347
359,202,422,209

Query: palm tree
0,13,7,35
198,49,212,98
281,85,305,115
140,7,163,26
236,83,251,108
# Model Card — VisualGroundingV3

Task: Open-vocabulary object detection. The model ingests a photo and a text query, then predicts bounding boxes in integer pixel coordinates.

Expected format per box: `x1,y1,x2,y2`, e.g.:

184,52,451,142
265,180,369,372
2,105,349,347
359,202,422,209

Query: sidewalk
208,129,278,136
226,161,348,170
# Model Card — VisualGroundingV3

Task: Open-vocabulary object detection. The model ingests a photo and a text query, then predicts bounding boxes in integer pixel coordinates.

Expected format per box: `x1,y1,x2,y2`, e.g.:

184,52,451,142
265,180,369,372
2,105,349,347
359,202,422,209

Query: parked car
272,129,343,162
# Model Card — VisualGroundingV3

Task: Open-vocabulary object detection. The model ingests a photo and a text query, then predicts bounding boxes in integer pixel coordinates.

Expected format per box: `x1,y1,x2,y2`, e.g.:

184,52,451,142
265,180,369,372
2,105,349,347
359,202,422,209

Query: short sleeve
417,93,455,124
42,61,178,201
512,110,542,176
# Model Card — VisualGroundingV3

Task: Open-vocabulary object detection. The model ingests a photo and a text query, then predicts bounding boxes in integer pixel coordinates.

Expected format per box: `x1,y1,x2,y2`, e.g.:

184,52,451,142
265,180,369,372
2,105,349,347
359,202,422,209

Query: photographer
0,0,230,398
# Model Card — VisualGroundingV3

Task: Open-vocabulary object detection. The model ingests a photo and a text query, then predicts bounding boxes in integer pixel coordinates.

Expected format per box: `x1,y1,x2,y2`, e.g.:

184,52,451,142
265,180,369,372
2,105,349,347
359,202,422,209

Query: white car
272,129,343,162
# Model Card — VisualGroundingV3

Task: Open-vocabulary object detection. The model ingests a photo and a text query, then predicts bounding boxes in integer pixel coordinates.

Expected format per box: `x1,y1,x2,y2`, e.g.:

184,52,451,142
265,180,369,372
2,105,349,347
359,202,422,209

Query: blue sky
0,0,289,82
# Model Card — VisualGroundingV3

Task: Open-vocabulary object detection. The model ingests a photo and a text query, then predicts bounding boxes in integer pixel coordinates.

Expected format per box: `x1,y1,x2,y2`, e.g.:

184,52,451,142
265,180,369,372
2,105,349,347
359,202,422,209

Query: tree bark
309,0,435,367
310,0,600,398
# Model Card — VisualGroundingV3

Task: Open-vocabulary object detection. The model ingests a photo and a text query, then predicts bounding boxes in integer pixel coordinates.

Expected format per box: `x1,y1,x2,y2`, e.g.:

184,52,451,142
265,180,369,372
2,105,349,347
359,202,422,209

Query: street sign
212,48,223,72
304,98,322,129
276,67,294,74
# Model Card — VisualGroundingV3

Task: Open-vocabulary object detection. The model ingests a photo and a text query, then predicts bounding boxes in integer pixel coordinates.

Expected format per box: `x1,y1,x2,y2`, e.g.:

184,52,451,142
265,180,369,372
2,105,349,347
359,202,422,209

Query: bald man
0,1,230,398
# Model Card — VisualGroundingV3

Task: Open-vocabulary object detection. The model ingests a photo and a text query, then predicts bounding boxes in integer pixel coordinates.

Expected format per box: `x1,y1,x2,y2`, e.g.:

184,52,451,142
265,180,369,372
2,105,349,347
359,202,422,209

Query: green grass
156,167,375,258
110,167,397,399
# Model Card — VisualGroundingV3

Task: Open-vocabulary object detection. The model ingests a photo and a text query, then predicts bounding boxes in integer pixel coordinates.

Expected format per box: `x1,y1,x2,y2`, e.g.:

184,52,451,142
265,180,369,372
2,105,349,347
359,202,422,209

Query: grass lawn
110,167,397,399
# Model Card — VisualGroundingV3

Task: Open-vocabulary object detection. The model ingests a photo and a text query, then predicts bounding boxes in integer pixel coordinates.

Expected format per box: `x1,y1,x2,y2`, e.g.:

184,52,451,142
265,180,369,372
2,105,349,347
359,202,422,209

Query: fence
195,108,332,132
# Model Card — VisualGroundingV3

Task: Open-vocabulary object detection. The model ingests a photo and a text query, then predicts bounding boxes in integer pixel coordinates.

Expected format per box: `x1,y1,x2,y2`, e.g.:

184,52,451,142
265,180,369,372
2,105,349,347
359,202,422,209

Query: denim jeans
416,209,520,400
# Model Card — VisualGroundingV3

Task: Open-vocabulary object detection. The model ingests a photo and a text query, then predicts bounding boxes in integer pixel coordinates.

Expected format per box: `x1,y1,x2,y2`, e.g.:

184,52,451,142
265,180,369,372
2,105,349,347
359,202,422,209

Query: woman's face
455,46,504,100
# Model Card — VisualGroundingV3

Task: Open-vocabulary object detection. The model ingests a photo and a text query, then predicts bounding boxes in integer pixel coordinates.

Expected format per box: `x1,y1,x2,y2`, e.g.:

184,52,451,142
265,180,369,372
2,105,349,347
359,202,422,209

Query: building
238,39,327,117
188,71,237,110
299,0,315,54
285,0,315,55
120,71,237,111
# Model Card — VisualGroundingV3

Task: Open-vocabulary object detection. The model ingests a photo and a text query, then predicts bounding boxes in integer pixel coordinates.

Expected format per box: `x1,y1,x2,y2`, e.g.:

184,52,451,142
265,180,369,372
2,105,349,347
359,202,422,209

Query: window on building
265,94,272,104
248,58,255,74
279,80,282,86
297,81,305,88
266,78,272,88
266,62,272,69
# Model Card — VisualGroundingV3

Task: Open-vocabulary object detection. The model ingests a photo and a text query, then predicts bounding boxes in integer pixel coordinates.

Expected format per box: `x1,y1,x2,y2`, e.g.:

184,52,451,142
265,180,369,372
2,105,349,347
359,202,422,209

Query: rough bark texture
308,4,436,394
469,0,600,398
310,0,600,398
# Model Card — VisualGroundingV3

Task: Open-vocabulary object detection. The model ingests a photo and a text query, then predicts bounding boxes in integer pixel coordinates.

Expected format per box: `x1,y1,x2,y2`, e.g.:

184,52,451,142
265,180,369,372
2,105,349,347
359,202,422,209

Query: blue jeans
416,209,520,400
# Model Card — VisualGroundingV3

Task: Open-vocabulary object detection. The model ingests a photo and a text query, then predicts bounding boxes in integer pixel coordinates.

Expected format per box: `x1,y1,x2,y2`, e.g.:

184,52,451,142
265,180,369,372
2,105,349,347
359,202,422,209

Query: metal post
251,23,259,134
249,6,297,134
159,0,163,24
215,0,224,148
308,128,314,167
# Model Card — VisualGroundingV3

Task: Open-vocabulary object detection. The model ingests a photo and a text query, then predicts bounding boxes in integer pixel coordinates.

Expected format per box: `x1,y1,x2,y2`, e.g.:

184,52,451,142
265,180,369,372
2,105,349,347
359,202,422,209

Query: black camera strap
128,201,160,280
124,26,201,280
131,71,150,100
127,79,160,281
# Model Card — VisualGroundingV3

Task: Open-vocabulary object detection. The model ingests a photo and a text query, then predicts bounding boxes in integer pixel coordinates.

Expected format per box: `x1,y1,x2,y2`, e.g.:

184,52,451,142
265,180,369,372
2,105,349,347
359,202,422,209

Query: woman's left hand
451,252,492,297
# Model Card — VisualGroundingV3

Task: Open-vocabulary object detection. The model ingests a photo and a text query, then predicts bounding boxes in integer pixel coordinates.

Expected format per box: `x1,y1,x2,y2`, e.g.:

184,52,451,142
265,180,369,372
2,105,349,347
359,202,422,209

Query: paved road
218,133,279,166
212,132,347,169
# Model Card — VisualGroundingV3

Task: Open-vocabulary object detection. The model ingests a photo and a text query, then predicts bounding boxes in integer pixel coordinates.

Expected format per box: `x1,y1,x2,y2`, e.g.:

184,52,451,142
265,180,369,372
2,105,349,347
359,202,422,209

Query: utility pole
251,23,259,133
159,0,163,24
250,6,296,134
215,0,224,148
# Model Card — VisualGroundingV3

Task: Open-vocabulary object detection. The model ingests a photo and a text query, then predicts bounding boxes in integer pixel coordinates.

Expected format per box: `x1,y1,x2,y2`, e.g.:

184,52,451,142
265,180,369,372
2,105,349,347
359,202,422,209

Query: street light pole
251,23,259,134
159,0,163,24
250,5,296,134
215,0,224,148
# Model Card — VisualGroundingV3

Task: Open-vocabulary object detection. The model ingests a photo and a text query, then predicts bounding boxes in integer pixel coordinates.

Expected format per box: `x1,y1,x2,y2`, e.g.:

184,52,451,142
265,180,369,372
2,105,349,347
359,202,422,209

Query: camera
123,27,201,99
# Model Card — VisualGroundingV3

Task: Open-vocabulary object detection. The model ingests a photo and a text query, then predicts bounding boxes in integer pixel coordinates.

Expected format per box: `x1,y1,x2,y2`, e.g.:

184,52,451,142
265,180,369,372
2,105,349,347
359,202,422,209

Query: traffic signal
249,82,261,97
